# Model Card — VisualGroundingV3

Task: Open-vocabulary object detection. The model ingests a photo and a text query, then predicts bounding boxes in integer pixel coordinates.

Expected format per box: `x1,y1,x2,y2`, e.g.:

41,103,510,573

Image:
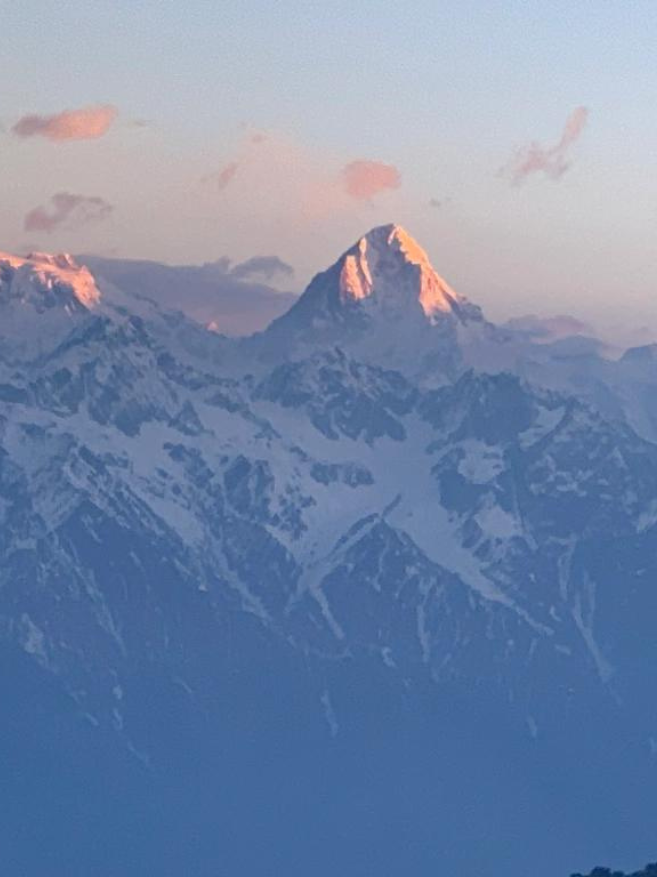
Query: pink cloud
202,161,239,190
504,106,589,185
341,160,402,200
197,131,406,227
24,193,114,233
12,105,118,142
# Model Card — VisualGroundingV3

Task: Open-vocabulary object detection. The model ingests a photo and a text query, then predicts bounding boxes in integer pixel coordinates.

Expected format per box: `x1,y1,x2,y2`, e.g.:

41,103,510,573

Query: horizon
2,220,653,348
3,2,657,338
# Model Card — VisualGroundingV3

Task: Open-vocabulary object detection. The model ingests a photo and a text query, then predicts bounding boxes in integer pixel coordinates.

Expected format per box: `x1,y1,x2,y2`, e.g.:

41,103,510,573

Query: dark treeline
573,865,657,877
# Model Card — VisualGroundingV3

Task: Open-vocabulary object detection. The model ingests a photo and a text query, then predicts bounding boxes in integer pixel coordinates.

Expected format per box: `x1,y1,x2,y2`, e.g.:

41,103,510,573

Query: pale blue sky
2,0,657,331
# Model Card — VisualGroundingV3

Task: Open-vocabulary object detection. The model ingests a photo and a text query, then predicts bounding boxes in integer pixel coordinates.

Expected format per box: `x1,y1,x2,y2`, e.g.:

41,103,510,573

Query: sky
2,0,657,335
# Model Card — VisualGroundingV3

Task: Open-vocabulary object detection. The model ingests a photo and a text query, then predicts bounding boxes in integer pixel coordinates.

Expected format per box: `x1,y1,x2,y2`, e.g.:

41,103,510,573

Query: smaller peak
0,248,101,311
0,251,27,269
621,343,657,365
25,252,81,271
1,250,85,275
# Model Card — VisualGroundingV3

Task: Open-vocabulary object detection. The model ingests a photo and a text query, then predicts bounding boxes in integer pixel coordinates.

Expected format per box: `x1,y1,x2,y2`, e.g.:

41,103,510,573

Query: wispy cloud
12,105,118,142
202,161,239,190
503,106,589,185
197,130,405,229
24,193,114,233
340,160,402,200
80,253,296,335
231,255,294,282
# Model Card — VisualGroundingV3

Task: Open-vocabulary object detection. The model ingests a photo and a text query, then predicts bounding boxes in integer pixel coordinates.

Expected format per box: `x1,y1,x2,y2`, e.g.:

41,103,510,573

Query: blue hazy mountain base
2,235,657,876
1,631,643,877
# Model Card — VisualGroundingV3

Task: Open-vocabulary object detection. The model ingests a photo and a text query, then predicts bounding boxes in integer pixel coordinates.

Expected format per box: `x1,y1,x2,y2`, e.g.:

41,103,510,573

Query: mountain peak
0,250,104,361
0,250,101,312
356,223,431,270
271,223,481,341
338,223,462,321
258,225,486,380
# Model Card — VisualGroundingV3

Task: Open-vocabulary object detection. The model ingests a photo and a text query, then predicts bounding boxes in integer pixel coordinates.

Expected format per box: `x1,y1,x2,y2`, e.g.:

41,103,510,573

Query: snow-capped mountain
251,223,501,381
272,223,481,329
1,232,657,876
0,251,103,360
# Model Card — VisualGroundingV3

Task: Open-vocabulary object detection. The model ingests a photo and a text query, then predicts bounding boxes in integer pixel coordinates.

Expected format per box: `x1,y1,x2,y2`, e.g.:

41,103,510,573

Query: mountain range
1,225,656,876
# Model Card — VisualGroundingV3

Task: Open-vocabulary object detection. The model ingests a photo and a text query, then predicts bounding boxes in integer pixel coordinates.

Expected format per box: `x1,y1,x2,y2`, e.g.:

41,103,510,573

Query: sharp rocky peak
337,223,463,321
268,224,482,340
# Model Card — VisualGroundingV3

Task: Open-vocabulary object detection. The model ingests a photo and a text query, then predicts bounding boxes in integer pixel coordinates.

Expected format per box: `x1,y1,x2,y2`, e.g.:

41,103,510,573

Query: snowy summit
0,250,102,313
261,223,485,378
337,223,466,321
0,250,103,362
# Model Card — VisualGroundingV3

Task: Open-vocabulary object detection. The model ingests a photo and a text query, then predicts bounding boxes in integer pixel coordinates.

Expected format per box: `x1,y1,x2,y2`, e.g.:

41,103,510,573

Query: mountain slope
253,223,496,380
2,237,657,875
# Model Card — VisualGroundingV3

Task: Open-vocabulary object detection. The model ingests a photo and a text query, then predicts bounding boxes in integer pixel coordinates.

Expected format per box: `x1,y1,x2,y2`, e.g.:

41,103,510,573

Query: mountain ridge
2,229,657,874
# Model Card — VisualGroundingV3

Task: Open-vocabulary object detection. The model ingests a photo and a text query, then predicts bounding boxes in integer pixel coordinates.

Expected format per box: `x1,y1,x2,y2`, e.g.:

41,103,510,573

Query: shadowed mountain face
1,234,657,876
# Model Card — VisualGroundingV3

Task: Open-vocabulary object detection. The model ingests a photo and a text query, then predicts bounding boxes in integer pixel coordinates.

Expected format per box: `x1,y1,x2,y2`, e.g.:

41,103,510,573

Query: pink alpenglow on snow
341,160,402,200
12,105,118,142
338,224,463,320
0,251,102,310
